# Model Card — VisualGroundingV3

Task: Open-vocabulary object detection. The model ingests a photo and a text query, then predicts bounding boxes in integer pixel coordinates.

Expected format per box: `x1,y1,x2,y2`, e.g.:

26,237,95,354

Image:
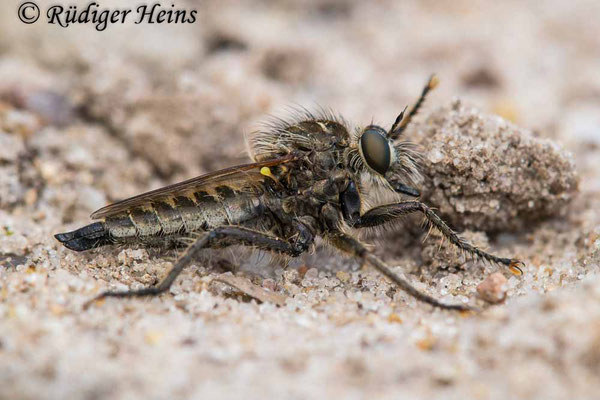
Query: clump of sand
415,100,579,232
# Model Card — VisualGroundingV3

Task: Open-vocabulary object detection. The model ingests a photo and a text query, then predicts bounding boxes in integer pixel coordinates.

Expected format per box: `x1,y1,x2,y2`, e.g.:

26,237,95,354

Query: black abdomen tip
55,222,110,252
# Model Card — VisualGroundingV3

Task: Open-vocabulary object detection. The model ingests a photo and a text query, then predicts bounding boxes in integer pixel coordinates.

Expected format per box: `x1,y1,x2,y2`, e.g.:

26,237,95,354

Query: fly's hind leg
352,201,524,275
328,232,473,311
85,224,314,307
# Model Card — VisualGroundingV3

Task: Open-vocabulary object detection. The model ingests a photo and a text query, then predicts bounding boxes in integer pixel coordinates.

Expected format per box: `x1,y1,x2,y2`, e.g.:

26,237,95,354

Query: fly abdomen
54,222,111,251
185,190,265,230
103,205,180,243
103,189,266,244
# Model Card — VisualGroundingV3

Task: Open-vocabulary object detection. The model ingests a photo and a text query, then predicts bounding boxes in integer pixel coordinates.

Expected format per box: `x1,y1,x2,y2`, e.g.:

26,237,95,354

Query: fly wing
90,155,295,220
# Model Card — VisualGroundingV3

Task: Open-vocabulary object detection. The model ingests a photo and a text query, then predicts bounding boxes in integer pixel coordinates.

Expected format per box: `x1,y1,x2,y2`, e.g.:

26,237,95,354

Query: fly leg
328,232,473,311
85,224,313,307
352,201,524,274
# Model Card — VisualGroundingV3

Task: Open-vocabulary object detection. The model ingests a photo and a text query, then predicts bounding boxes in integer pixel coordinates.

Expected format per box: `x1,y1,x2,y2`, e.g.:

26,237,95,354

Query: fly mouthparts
391,181,421,197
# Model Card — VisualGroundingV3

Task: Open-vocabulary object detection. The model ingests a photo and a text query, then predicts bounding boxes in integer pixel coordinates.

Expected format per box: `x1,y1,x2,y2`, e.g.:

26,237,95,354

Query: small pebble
336,271,350,283
262,278,277,291
477,272,508,304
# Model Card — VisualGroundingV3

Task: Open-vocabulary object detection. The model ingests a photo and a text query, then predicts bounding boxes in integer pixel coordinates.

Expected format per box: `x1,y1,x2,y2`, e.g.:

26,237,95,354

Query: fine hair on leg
353,201,524,274
328,232,474,311
84,225,312,308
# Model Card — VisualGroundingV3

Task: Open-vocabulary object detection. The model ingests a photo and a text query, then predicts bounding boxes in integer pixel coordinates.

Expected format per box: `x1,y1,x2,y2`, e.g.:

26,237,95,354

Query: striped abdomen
56,189,265,251
107,189,264,241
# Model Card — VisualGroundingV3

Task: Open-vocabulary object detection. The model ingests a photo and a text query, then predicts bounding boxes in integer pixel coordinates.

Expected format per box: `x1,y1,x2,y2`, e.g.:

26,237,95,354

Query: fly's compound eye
359,127,391,175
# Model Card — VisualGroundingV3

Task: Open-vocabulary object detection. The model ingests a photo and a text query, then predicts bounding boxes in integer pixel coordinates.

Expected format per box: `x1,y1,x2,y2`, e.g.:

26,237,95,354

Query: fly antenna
388,74,439,140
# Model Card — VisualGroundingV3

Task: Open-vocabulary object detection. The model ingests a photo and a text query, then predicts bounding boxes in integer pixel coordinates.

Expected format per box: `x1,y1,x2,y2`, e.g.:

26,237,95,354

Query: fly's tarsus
353,200,522,274
57,75,524,312
509,260,525,276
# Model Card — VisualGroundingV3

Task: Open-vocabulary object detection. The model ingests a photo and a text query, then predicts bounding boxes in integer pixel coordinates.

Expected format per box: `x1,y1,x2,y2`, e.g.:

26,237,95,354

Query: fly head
349,123,422,198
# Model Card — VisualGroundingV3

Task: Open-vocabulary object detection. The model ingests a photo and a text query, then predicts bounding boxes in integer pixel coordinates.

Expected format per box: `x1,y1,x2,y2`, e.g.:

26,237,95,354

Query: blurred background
2,0,598,189
1,1,599,399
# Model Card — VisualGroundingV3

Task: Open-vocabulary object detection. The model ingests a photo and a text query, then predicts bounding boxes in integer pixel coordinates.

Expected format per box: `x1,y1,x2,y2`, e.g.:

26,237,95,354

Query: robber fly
55,76,524,311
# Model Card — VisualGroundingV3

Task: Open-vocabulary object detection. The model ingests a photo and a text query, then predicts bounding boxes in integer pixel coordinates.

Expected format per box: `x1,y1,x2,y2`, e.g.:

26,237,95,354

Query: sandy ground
1,1,600,399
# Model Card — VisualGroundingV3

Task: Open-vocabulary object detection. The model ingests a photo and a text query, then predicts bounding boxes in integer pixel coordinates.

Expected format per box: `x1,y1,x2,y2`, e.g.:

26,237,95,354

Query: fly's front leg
85,224,313,307
328,232,473,311
352,201,524,274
